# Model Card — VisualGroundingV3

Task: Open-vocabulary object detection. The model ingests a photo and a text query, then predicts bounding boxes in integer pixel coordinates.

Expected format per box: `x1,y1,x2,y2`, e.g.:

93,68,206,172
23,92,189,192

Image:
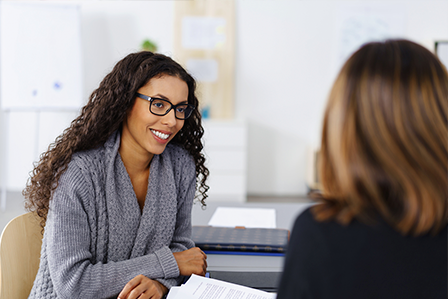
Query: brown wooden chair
0,212,42,299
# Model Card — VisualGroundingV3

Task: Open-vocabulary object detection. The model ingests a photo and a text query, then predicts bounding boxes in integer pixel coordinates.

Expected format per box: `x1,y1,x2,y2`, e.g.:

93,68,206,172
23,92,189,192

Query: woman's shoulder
55,146,108,203
292,206,321,236
294,206,317,228
292,204,448,244
164,143,190,156
64,146,109,184
292,205,357,241
163,144,194,166
70,130,118,167
71,146,106,167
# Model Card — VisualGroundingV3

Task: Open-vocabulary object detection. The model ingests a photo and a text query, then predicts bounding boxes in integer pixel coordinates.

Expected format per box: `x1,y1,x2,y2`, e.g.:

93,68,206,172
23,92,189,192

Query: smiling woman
23,52,209,299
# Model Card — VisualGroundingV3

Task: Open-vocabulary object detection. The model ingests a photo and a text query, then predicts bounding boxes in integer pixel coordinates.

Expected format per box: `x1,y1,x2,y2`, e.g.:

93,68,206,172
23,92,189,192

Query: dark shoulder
291,205,447,250
292,206,320,235
290,205,358,246
295,206,315,224
290,207,321,241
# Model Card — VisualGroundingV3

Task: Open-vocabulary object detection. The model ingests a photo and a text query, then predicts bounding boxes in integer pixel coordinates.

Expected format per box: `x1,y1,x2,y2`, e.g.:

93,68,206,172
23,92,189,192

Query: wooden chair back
0,212,42,299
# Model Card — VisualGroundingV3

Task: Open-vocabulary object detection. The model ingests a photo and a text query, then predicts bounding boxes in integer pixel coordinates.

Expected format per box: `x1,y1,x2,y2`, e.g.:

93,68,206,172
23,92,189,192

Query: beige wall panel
174,0,235,119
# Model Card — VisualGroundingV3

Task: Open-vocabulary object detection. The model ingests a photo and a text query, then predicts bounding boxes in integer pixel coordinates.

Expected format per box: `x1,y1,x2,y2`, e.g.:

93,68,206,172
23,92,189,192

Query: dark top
277,207,447,299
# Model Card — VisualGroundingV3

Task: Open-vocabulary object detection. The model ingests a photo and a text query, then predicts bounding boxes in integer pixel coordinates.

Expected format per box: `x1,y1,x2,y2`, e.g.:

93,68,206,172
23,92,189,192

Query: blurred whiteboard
0,2,82,110
333,4,405,70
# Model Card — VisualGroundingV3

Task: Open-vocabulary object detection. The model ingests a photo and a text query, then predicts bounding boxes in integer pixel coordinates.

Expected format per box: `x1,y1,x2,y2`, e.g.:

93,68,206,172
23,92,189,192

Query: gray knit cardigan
28,131,196,299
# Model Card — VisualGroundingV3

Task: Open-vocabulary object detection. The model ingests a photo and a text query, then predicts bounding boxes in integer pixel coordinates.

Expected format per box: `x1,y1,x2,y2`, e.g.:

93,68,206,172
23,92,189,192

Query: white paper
186,59,219,82
208,207,276,229
182,17,226,50
167,286,181,298
167,274,276,299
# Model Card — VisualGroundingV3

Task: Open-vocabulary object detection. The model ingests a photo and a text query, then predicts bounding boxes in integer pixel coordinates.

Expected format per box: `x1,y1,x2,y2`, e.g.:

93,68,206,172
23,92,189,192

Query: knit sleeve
154,149,197,289
170,150,196,253
45,161,177,299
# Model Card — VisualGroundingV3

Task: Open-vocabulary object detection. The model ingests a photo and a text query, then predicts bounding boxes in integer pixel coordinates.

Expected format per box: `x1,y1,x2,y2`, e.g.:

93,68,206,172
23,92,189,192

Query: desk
192,201,313,272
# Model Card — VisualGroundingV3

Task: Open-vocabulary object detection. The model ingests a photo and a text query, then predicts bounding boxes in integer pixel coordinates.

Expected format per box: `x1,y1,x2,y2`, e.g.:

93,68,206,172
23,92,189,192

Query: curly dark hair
23,51,209,228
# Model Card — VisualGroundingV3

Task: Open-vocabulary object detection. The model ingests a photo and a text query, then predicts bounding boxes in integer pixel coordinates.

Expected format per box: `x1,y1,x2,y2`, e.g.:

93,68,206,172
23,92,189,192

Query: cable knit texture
28,131,196,299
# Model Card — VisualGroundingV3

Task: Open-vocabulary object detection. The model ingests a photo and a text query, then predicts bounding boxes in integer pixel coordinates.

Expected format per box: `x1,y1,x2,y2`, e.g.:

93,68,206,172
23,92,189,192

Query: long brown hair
24,51,209,228
313,39,448,236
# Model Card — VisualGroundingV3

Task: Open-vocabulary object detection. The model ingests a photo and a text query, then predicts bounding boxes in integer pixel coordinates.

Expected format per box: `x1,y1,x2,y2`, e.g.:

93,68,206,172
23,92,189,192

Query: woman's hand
173,247,207,276
118,275,168,299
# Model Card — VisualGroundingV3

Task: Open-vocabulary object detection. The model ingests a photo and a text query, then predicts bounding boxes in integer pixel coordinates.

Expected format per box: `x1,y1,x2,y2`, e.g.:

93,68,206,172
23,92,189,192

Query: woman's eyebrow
152,93,170,100
153,94,188,104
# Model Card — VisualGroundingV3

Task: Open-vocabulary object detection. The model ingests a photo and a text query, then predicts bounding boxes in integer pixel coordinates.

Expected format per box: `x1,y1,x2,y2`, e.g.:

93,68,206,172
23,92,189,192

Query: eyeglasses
136,92,195,120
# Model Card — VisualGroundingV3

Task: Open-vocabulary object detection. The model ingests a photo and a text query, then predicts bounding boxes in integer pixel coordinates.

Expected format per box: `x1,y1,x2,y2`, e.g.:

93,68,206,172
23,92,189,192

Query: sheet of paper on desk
167,274,276,299
208,207,276,228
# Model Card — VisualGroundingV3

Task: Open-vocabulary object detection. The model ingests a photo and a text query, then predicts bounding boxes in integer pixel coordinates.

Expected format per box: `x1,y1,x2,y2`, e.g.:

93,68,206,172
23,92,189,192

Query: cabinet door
202,120,247,202
5,111,76,191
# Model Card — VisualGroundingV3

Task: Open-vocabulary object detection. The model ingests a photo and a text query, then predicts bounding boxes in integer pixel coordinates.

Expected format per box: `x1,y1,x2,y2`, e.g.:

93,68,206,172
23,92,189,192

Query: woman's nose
161,109,177,127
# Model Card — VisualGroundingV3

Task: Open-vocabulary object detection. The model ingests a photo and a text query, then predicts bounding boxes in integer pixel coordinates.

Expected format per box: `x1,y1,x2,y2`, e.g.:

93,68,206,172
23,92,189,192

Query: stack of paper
167,274,276,299
208,207,277,228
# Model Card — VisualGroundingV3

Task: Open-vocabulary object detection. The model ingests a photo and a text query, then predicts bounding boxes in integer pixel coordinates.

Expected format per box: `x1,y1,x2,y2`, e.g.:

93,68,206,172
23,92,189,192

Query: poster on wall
174,0,235,119
0,2,83,110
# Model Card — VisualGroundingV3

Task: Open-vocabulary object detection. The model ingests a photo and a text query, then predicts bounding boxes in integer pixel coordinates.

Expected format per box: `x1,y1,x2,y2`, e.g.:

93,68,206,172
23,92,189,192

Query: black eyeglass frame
135,92,195,120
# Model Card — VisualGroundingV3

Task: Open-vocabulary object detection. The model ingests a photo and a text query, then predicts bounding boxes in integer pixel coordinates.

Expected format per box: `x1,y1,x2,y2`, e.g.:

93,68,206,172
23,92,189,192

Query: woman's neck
118,137,153,211
118,128,154,176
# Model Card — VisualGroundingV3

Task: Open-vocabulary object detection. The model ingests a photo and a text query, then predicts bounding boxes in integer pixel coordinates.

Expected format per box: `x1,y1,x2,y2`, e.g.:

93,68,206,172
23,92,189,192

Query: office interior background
1,0,447,231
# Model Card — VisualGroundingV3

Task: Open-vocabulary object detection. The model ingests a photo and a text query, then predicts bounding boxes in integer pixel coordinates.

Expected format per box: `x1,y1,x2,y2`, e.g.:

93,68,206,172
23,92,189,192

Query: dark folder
192,226,290,254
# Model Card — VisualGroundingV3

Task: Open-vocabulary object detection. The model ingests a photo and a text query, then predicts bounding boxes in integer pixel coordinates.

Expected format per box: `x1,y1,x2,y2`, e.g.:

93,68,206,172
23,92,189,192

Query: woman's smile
150,129,171,142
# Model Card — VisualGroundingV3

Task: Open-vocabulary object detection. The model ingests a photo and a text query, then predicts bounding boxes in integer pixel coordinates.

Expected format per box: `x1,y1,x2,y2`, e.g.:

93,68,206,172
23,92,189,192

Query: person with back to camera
277,39,447,299
24,51,209,299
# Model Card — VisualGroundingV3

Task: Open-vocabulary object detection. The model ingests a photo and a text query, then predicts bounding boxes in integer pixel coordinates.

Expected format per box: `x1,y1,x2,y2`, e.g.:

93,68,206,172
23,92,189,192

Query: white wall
79,1,175,102
235,0,448,195
1,0,447,196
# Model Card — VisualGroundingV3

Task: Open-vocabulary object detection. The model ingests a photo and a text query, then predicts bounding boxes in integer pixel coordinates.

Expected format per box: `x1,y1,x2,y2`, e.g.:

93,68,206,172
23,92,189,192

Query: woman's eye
153,102,164,108
176,107,185,113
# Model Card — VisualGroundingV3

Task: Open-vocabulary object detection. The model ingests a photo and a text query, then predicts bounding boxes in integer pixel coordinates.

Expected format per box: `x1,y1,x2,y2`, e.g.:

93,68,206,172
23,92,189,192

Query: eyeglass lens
150,98,193,119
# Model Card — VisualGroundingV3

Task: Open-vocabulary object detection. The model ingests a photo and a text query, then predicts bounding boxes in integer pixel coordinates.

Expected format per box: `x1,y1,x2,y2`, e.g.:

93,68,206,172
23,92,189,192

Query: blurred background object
141,38,158,53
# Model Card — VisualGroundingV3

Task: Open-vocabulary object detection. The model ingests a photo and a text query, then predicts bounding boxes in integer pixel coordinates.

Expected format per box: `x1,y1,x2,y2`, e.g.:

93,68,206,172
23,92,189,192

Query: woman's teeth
151,129,169,140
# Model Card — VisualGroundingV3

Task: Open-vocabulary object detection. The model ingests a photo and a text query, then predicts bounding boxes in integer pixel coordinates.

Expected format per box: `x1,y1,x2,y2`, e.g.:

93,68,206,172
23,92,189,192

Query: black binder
192,226,290,254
